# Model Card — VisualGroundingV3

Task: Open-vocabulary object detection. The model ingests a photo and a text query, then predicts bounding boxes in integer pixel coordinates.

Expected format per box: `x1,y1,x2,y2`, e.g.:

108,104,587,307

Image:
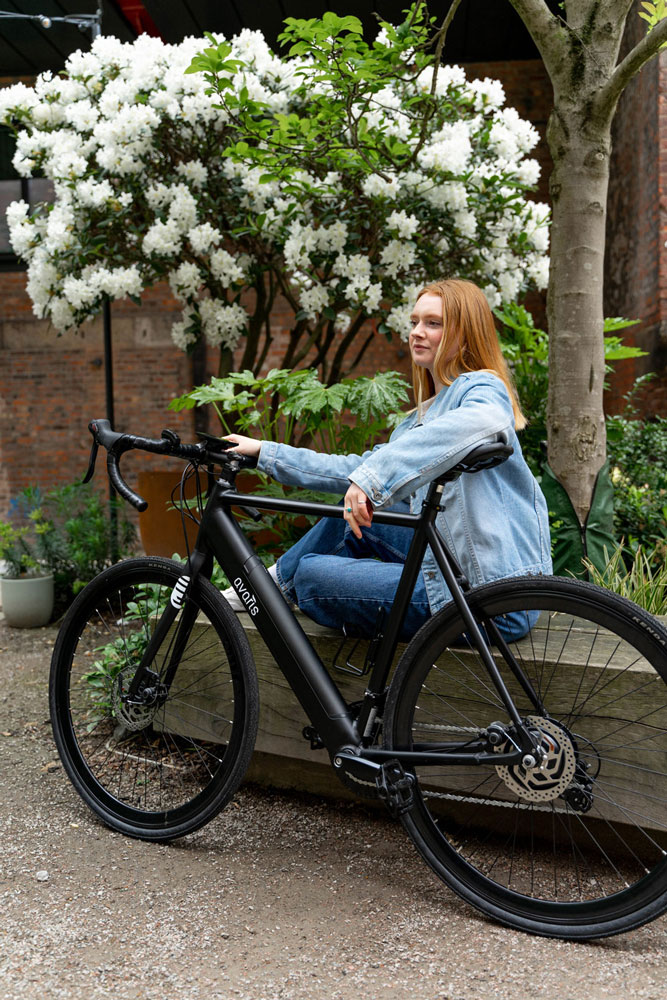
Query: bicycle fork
122,551,210,710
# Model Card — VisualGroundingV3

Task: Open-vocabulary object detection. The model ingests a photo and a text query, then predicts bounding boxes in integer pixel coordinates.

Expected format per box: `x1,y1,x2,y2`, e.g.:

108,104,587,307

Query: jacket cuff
348,468,390,507
257,440,277,476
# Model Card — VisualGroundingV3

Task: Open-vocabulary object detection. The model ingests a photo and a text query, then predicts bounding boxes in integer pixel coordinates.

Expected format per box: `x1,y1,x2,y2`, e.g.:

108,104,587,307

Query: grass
583,545,667,616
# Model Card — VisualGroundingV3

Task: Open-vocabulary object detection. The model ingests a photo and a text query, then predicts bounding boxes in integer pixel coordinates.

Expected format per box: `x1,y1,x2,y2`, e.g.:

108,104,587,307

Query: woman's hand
223,434,262,458
343,484,373,540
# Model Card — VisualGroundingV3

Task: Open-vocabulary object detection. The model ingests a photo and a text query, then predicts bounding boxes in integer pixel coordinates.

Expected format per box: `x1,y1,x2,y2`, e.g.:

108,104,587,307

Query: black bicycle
49,419,667,939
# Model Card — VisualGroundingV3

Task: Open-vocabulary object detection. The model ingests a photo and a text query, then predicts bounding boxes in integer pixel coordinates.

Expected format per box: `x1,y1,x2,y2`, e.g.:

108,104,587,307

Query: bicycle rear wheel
385,576,667,938
50,557,259,840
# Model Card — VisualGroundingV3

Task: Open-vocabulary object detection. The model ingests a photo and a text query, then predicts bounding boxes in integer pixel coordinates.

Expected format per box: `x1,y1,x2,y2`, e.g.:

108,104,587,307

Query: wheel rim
55,569,246,830
393,583,667,921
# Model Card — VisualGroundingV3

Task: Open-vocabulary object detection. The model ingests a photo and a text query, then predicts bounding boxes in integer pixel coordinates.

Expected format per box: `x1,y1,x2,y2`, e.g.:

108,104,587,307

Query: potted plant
0,482,135,626
0,519,54,628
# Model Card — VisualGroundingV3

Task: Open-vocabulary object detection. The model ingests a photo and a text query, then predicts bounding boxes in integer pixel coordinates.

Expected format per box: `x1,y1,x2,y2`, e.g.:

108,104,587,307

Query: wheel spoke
388,577,667,934
50,559,257,839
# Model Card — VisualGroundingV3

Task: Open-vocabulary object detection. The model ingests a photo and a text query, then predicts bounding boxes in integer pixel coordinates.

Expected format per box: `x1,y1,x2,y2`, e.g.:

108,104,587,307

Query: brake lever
82,438,99,484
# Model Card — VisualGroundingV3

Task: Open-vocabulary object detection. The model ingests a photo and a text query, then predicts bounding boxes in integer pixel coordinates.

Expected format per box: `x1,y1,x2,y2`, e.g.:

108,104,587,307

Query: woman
224,278,551,640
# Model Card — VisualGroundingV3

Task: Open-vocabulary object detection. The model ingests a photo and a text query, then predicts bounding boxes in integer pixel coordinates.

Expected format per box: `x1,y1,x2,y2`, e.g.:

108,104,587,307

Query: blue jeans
275,503,432,640
275,503,538,643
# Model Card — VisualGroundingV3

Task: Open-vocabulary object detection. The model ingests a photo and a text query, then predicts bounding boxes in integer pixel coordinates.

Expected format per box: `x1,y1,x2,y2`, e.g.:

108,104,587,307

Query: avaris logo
233,577,259,616
170,575,191,609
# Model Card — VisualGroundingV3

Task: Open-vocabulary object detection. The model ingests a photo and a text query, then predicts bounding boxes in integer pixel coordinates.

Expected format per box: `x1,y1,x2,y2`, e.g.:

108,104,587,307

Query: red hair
411,278,526,430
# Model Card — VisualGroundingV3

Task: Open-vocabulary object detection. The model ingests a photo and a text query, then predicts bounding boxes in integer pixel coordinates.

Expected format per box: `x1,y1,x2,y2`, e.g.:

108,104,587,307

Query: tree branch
406,0,464,167
597,16,667,117
506,0,567,81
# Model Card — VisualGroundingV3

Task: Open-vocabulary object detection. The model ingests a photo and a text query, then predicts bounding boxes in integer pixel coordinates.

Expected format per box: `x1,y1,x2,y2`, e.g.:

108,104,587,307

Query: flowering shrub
0,6,549,380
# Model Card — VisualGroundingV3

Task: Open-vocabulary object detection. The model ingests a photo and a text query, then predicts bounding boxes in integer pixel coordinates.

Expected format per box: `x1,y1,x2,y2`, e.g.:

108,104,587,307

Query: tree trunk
546,108,612,523
505,1,667,524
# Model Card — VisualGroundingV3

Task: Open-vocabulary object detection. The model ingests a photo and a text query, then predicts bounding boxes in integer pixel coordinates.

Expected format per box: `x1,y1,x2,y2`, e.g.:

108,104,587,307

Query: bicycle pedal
375,760,415,818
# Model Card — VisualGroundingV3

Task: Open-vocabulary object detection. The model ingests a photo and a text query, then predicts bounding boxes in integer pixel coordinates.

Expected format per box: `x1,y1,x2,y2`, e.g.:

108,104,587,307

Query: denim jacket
257,371,552,613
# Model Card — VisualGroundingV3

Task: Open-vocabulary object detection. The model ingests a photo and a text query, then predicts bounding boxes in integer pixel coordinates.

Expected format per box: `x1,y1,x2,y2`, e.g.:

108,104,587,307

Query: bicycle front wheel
385,576,667,938
50,557,259,840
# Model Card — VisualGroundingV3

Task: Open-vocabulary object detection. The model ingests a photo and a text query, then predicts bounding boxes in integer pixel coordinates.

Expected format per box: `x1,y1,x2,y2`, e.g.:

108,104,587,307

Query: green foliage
639,1,667,48
170,368,410,557
3,482,135,614
0,520,43,578
170,367,410,455
583,544,667,616
83,583,164,721
191,8,435,176
494,303,646,476
606,385,667,567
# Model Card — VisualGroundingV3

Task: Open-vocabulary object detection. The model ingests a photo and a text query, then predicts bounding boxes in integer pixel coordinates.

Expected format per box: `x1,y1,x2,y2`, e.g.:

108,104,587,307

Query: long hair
411,278,526,431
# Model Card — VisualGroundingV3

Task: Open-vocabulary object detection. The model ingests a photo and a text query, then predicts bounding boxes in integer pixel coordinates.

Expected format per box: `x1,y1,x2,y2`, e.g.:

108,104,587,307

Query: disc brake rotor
496,716,577,803
111,668,157,732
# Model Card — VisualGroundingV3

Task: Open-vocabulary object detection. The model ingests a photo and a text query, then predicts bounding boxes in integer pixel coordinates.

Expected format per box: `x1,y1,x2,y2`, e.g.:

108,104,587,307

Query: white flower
334,312,351,333
188,222,222,254
386,301,413,339
316,220,348,254
143,219,182,256
96,265,143,299
65,99,99,132
44,204,76,253
169,262,202,301
49,296,76,332
380,240,416,278
63,274,99,310
453,210,478,239
482,284,502,309
199,298,247,348
418,121,472,174
176,159,208,188
6,200,29,228
171,318,198,351
469,77,505,112
515,158,540,187
0,82,39,120
210,249,245,288
299,283,330,320
526,255,550,289
361,173,400,200
386,210,418,239
364,282,382,313
335,253,371,297
423,181,468,212
498,270,521,301
168,185,199,233
76,179,114,209
145,183,171,210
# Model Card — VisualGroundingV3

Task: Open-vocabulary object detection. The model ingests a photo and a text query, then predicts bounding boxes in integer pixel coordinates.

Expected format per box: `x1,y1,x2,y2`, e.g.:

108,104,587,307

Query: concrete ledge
162,607,667,832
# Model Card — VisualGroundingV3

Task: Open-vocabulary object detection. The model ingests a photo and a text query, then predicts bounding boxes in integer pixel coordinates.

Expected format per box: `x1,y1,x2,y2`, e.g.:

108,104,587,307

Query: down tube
204,502,359,751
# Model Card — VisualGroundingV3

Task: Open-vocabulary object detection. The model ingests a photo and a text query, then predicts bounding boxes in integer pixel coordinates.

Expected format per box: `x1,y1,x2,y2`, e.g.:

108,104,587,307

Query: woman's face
409,293,445,375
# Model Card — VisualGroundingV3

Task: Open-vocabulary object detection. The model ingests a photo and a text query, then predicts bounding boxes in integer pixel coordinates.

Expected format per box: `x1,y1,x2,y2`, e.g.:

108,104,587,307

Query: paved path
1,619,666,1000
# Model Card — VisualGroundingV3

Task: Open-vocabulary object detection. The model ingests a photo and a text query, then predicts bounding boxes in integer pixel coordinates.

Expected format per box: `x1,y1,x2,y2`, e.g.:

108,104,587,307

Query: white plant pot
0,574,54,628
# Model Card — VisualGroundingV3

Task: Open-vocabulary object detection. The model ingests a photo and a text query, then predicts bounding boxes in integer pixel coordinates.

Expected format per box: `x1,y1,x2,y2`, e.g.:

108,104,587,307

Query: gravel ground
1,618,666,1000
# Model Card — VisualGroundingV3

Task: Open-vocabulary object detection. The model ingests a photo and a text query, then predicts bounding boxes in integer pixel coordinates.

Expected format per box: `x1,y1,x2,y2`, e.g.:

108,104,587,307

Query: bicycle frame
127,469,542,788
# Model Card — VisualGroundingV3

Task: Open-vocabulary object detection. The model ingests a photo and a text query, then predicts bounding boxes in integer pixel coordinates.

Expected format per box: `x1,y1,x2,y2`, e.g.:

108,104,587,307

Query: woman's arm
254,440,381,494
349,376,514,508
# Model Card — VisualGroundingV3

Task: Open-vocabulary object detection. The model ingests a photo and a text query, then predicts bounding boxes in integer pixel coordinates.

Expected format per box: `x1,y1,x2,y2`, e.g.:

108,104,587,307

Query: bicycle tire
384,575,667,938
50,557,259,841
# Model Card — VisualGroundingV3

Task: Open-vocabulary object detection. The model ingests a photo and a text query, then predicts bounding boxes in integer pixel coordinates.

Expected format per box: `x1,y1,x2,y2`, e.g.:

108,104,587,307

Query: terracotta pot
137,470,200,559
1,573,54,628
